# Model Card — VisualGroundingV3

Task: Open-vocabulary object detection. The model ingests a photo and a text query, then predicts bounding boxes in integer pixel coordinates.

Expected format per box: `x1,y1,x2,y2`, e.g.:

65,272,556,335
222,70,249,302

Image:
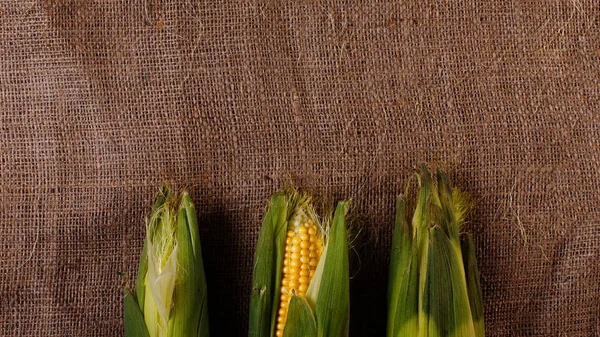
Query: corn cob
123,186,209,337
249,189,350,337
277,209,324,335
387,166,485,337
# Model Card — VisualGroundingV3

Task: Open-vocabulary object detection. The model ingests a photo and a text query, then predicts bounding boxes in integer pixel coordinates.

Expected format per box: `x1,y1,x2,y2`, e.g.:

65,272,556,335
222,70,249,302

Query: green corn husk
282,297,318,337
387,166,485,337
249,192,288,337
461,235,485,337
249,189,350,337
124,186,209,337
387,196,419,337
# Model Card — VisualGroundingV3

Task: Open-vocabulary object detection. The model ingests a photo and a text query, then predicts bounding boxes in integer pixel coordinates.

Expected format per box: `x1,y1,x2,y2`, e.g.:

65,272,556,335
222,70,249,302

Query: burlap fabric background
1,0,599,336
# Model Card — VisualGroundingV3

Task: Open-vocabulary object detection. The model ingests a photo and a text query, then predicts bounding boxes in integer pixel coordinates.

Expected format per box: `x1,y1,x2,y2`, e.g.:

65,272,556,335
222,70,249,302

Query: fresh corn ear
249,189,350,337
387,166,485,337
124,186,209,337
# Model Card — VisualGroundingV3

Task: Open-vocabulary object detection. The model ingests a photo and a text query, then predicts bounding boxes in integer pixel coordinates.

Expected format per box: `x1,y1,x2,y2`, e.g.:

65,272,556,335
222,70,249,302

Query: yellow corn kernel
275,213,324,337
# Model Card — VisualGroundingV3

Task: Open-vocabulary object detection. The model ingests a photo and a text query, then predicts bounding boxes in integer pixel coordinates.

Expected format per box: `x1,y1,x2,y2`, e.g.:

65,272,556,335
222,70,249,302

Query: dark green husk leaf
249,192,288,337
124,288,151,337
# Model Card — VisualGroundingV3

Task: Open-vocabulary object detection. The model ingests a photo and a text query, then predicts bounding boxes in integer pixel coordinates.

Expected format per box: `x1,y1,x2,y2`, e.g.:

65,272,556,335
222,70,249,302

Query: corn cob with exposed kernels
249,189,350,337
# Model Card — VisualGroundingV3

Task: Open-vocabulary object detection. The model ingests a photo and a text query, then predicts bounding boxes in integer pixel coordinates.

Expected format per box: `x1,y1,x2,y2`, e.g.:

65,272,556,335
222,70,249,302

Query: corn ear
249,189,350,337
124,186,209,337
388,166,485,337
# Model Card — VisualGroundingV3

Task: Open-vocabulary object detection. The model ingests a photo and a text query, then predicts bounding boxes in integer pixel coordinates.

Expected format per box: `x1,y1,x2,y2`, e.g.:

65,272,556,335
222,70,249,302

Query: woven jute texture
1,0,599,336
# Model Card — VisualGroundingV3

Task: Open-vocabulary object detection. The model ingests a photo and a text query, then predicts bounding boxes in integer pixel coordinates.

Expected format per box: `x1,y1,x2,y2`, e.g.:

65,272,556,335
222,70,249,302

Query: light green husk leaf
416,166,433,337
283,296,317,337
425,226,475,337
135,189,167,314
311,200,350,337
145,238,178,337
169,193,209,337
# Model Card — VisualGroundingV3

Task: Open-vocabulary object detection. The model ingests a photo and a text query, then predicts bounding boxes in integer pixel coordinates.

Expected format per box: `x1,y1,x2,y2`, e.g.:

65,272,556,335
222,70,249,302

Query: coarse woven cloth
1,0,599,336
